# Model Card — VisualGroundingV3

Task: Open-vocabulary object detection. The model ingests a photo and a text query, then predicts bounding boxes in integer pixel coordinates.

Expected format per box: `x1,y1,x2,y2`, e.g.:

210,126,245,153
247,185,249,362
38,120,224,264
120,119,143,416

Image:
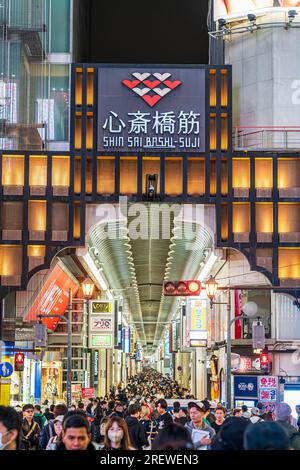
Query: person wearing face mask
0,406,22,450
103,416,134,450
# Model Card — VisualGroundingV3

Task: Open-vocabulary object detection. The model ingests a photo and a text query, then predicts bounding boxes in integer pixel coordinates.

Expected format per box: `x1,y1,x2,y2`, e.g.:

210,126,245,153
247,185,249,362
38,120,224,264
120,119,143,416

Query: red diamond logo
122,72,182,107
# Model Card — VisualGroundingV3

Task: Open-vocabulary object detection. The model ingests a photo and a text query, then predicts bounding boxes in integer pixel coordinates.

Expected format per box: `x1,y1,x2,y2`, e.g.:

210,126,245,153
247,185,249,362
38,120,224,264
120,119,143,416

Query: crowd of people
1,368,300,451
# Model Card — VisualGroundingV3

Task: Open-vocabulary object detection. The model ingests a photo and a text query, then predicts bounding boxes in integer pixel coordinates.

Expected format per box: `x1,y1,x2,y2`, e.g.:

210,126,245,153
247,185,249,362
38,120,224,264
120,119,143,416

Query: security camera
247,13,256,23
218,18,227,29
90,246,99,257
288,10,297,20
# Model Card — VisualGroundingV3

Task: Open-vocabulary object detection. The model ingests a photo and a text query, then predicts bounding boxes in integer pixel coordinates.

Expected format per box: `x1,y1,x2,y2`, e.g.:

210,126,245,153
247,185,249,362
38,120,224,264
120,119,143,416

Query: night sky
86,0,209,64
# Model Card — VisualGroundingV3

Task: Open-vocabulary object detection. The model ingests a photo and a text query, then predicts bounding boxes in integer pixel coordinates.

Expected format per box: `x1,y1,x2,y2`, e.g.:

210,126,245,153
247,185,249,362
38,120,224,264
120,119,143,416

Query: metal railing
233,126,300,150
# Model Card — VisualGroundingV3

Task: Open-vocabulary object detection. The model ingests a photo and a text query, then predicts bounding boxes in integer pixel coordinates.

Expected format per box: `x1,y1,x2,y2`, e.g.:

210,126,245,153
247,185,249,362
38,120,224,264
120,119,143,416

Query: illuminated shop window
52,156,70,195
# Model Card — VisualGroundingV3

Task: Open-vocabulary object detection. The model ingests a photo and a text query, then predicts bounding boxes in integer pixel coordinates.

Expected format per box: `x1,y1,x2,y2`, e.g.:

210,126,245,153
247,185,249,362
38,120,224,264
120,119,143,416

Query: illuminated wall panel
97,157,115,194
256,203,273,233
232,203,250,233
278,203,300,233
221,204,228,240
2,155,24,186
279,249,300,279
221,70,228,107
86,157,92,193
0,246,22,276
52,156,70,187
255,158,272,188
1,202,23,230
278,159,300,188
210,70,217,107
28,246,46,257
87,69,94,106
221,114,228,151
75,68,83,106
52,203,69,231
187,158,205,195
165,158,183,195
120,157,137,194
210,114,217,151
74,157,81,193
29,156,47,187
232,159,250,188
74,203,81,239
28,201,46,231
210,158,217,195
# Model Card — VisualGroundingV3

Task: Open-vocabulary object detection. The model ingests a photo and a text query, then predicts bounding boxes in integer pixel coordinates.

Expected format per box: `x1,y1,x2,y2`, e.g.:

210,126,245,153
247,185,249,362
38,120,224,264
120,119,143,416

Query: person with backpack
39,403,68,449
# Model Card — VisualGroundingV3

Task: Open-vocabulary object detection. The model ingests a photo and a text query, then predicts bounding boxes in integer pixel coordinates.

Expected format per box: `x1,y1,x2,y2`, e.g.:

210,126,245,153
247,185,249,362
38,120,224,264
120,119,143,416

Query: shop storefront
41,353,63,403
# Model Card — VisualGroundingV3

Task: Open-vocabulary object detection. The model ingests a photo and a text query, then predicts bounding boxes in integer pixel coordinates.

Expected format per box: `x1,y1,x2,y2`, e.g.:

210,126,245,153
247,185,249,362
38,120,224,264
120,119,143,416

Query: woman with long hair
102,416,135,450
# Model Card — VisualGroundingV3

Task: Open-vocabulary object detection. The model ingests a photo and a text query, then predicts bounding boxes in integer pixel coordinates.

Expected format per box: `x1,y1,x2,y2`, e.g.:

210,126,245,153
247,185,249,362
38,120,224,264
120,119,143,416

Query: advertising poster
24,263,79,331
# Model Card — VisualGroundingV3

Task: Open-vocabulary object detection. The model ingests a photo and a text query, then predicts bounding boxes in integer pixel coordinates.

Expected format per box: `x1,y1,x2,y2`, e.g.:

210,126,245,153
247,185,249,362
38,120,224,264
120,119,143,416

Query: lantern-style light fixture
205,276,218,303
82,278,95,299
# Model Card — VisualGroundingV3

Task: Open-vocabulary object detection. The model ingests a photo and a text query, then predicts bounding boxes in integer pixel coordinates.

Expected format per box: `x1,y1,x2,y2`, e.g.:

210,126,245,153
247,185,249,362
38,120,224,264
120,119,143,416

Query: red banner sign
24,263,79,330
82,387,95,399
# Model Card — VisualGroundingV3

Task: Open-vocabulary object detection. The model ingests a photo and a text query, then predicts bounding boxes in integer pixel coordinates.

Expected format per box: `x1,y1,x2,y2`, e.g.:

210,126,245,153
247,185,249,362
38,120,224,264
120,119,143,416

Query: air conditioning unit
234,232,249,243
256,188,272,198
30,185,46,196
29,230,45,241
52,230,68,241
257,232,273,243
3,185,23,195
2,230,22,240
234,187,249,198
279,232,300,243
1,275,21,286
28,257,45,271
279,187,300,198
53,186,69,196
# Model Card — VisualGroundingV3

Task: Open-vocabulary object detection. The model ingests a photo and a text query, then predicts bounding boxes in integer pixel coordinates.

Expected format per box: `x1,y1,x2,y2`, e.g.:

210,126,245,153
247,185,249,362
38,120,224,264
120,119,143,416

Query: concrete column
106,350,113,393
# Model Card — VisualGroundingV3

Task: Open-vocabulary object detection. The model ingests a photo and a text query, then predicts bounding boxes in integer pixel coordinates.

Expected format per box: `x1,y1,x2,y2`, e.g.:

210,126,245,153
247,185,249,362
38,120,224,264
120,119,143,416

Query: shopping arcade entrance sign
98,66,206,153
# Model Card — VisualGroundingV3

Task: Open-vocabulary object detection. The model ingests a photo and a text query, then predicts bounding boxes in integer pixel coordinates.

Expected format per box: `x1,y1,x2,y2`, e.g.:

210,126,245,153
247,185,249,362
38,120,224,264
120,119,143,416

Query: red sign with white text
24,263,79,331
82,387,95,399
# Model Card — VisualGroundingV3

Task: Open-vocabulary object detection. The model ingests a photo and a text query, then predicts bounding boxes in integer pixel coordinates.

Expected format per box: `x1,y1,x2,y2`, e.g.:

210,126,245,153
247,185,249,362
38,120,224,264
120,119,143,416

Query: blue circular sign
0,362,13,378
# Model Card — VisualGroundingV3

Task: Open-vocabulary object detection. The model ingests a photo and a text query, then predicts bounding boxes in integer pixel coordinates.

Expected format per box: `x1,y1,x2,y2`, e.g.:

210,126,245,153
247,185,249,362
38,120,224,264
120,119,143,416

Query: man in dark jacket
21,404,41,450
125,404,148,450
39,403,68,449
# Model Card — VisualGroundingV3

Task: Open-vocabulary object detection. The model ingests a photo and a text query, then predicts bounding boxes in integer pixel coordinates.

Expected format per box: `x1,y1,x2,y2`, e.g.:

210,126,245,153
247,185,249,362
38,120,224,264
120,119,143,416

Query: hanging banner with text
98,66,206,153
